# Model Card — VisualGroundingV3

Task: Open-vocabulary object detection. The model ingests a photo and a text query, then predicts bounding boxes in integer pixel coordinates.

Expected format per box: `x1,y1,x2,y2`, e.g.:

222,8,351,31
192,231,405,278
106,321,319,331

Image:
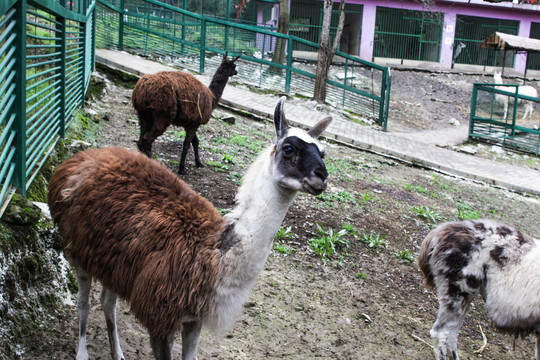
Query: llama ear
308,116,332,139
232,55,241,62
223,51,228,59
274,96,289,142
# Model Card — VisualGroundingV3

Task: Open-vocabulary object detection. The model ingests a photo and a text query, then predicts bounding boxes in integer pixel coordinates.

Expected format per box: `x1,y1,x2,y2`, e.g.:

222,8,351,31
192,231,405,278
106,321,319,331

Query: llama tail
418,227,439,290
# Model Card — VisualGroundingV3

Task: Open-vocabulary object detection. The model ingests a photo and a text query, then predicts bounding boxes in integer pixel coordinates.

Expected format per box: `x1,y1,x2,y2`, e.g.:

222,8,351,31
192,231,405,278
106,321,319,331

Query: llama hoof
196,163,204,168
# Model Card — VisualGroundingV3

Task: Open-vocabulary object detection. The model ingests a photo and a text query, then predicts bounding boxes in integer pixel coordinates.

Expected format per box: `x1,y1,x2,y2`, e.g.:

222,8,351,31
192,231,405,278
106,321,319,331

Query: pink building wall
351,0,540,73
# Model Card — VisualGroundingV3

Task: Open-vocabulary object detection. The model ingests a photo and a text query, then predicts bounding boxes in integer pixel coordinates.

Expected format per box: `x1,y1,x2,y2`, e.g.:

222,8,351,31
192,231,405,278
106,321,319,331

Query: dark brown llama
132,52,240,174
48,97,332,360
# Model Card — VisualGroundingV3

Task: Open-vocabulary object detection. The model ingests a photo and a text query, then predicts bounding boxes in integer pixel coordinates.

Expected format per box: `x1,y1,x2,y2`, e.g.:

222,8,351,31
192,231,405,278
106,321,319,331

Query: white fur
422,219,540,360
494,73,538,119
207,147,298,333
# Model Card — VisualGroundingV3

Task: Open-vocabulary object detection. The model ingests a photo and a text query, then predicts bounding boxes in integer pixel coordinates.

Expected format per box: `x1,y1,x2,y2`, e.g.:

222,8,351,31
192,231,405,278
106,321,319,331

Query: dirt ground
21,70,540,360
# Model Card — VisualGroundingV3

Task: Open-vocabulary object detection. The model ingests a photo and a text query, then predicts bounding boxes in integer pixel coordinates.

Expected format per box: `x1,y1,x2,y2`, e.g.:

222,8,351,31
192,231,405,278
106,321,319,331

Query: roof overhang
481,32,540,53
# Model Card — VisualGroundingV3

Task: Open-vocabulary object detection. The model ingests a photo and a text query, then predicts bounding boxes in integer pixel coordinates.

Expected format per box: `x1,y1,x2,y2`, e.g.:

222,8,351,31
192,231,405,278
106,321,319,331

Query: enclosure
469,81,540,155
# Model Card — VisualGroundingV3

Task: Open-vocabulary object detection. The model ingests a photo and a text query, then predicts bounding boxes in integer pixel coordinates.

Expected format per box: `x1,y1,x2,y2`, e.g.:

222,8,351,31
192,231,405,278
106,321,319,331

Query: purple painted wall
253,0,539,72
349,0,540,73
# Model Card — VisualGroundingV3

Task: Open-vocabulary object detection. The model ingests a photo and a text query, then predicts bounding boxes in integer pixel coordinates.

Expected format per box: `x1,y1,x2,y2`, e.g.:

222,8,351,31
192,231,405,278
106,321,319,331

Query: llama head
220,52,241,78
271,97,332,195
493,72,503,84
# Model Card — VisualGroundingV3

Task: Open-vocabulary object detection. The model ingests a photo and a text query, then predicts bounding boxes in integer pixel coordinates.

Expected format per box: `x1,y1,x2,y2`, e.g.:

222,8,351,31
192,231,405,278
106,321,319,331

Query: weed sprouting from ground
395,249,414,263
360,231,388,249
308,222,348,259
413,205,442,224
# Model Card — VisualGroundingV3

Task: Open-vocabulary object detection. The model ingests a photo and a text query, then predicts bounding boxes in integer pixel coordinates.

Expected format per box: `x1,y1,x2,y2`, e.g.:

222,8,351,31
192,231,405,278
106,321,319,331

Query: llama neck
222,147,297,281
208,71,230,108
206,147,297,333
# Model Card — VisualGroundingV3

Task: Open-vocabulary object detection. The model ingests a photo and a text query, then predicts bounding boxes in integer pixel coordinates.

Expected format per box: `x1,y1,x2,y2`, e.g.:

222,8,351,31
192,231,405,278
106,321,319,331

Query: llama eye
283,145,294,156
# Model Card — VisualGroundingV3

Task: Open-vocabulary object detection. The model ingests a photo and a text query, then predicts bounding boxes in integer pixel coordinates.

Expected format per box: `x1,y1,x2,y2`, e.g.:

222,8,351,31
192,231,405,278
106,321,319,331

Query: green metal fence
0,0,96,213
453,15,518,67
96,0,391,129
373,7,443,63
469,82,540,155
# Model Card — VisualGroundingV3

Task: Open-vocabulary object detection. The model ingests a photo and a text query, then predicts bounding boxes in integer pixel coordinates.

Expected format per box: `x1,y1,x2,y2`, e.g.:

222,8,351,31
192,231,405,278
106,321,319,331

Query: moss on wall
0,72,107,358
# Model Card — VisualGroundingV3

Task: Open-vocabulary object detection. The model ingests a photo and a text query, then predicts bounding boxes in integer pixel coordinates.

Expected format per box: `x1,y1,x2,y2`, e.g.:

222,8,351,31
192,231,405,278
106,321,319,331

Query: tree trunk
313,0,346,104
268,0,289,74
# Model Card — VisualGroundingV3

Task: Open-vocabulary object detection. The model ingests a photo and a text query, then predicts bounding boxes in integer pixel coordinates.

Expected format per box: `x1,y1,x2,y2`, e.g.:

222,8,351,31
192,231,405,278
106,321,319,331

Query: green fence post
13,0,27,194
225,0,230,52
379,69,387,130
200,19,206,73
58,10,67,138
92,5,96,71
285,37,293,93
468,84,478,142
119,0,125,49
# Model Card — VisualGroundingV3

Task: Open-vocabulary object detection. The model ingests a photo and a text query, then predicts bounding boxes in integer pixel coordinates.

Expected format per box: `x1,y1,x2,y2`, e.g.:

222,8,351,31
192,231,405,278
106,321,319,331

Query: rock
68,140,92,151
448,118,460,126
335,72,356,80
221,115,236,125
458,146,477,155
2,194,42,225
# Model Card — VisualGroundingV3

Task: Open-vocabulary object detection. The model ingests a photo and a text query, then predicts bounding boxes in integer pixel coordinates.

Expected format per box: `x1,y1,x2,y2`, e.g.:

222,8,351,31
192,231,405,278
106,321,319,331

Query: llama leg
181,320,202,360
74,267,92,360
100,286,124,360
191,133,204,168
534,330,540,360
178,128,196,174
430,295,472,360
137,116,169,157
523,102,532,120
149,332,175,360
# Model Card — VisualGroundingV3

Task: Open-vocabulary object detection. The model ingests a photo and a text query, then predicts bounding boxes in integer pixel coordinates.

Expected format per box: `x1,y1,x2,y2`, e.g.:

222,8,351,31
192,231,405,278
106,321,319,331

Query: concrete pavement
95,48,540,196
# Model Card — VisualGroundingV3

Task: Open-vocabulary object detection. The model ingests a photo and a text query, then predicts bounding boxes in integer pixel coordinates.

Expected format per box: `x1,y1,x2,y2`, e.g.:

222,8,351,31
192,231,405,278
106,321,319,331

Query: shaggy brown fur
48,147,225,337
132,53,240,174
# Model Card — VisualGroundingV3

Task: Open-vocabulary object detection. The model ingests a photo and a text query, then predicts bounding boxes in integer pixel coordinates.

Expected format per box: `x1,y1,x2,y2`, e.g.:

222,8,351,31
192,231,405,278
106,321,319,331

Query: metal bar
199,18,206,73
13,0,27,194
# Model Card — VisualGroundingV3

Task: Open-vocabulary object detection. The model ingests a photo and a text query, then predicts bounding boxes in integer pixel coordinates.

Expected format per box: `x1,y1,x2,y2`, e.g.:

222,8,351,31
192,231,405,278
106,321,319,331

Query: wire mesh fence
96,0,391,130
469,82,540,155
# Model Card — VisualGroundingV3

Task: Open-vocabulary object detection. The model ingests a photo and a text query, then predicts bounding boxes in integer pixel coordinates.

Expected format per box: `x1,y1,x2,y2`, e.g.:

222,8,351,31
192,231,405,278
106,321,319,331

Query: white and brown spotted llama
48,97,332,360
418,219,540,360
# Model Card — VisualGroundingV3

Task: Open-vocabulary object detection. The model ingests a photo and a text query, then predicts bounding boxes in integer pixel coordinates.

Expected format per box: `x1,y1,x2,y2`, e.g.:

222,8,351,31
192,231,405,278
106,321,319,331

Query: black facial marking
278,136,326,179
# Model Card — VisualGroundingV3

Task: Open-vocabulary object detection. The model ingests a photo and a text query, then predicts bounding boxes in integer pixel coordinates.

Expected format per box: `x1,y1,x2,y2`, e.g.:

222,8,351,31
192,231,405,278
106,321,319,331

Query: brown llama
418,219,540,360
48,97,332,360
132,52,240,174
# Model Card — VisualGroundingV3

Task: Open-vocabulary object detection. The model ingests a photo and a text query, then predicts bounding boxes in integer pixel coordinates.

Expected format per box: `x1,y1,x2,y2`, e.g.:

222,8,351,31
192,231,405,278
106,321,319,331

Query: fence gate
373,7,443,63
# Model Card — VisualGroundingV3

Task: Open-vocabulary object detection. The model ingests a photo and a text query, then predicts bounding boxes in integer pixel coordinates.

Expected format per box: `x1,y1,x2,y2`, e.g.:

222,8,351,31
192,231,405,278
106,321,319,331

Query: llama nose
314,165,328,180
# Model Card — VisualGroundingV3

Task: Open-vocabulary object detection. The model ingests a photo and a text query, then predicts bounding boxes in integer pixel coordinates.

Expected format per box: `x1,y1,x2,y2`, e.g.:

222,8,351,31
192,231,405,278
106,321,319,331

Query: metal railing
469,82,540,155
0,0,96,213
95,0,391,128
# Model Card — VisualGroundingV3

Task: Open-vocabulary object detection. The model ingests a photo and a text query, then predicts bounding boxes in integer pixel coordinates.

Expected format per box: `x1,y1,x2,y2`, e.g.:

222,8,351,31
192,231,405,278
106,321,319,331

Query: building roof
481,32,540,53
